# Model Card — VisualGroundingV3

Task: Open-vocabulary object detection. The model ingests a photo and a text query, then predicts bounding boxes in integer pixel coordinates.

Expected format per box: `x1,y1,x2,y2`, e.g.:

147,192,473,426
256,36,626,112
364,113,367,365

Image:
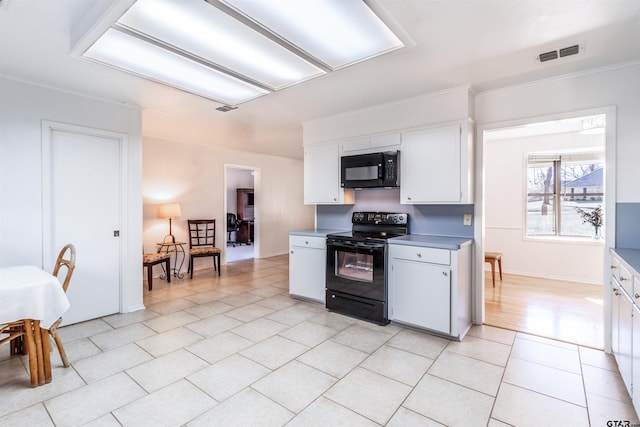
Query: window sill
524,235,605,245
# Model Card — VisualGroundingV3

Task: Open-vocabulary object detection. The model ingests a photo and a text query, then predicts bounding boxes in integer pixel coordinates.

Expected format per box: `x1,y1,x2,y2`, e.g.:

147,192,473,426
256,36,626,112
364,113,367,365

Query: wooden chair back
53,243,76,292
188,219,217,249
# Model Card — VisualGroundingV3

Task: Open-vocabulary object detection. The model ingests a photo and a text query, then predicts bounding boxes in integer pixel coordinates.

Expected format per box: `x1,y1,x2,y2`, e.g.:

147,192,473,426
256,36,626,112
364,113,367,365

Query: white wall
485,132,605,284
0,77,144,313
475,61,640,349
142,136,314,273
476,62,640,203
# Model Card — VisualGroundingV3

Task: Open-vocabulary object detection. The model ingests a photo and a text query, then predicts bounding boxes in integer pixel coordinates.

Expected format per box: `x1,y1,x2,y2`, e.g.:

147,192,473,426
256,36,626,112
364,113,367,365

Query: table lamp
158,203,181,243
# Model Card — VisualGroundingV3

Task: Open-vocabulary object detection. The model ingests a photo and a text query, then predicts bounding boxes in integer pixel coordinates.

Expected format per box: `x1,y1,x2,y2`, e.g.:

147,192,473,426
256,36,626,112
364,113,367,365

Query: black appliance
326,212,409,325
341,151,399,189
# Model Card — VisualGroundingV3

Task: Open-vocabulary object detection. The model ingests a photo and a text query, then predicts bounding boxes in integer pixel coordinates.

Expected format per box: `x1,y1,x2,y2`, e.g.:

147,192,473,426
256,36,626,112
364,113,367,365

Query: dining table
0,265,70,387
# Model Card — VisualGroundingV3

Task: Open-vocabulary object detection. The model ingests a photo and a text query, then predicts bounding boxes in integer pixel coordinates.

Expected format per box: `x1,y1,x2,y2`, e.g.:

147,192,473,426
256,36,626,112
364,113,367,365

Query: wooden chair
484,251,503,287
1,244,77,370
143,252,171,291
47,243,76,367
188,219,221,278
0,319,39,386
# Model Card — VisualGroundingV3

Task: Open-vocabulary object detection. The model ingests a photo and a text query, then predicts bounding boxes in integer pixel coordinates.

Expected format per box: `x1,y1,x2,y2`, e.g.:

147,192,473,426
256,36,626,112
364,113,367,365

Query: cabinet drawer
290,235,326,250
389,244,450,265
613,257,634,296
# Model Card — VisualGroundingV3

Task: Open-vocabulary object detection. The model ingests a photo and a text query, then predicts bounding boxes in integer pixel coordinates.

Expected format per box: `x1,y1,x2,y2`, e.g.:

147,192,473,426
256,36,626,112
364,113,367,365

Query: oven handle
327,240,385,251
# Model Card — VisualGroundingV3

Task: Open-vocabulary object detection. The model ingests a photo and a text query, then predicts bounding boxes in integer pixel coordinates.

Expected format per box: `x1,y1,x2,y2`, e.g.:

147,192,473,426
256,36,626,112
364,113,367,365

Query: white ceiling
1,0,639,160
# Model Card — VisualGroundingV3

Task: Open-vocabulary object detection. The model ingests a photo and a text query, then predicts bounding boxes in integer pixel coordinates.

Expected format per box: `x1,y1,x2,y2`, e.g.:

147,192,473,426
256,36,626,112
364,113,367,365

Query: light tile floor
1,255,638,426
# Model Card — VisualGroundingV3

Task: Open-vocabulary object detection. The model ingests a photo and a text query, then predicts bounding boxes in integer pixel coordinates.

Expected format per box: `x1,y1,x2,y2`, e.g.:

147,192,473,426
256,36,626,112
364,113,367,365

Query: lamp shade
158,203,182,219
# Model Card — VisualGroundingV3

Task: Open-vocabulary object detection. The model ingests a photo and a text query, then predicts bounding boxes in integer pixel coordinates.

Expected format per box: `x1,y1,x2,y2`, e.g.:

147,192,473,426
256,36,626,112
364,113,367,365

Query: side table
156,241,186,279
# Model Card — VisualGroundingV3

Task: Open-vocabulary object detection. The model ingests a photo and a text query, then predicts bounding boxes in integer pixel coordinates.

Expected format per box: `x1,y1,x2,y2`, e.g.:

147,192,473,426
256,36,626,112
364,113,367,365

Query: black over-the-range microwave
341,151,399,189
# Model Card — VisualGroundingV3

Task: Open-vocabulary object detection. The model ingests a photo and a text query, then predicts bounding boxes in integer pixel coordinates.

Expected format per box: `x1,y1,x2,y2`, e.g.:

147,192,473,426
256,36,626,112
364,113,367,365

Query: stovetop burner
327,212,409,243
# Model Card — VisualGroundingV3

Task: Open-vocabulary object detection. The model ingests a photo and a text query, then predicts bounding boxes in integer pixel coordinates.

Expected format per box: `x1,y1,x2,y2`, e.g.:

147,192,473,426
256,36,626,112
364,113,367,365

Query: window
527,153,604,237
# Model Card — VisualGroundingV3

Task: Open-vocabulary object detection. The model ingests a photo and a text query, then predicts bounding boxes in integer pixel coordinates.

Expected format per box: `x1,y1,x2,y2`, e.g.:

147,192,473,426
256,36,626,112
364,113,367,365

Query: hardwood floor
484,272,604,349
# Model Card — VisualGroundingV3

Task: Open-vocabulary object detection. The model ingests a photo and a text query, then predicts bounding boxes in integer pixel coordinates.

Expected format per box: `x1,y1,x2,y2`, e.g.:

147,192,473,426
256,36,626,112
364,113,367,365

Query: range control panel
351,212,408,225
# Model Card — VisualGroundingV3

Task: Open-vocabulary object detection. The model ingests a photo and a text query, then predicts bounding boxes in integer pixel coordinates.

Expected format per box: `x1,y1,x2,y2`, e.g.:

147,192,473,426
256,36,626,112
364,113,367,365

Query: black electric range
325,212,409,325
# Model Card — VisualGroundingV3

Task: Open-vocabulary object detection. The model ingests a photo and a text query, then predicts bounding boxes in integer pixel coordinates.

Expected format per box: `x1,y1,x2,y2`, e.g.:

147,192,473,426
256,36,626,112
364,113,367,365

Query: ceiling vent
537,44,581,63
539,50,558,62
559,44,580,58
216,105,238,112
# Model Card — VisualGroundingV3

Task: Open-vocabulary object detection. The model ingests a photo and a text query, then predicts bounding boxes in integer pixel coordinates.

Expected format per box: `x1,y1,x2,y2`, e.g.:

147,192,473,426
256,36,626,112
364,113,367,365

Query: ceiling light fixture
218,0,404,70
80,0,403,106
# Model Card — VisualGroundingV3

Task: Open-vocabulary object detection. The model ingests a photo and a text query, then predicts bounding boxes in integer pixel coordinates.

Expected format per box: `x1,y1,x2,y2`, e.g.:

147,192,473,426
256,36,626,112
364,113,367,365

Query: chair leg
165,258,171,283
190,256,194,279
490,260,496,287
216,254,221,276
146,264,153,291
498,257,503,280
49,325,69,368
22,320,38,387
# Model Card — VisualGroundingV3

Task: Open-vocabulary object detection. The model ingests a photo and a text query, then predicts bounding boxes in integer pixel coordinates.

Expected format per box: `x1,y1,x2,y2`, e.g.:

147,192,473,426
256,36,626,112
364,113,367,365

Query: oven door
326,239,386,301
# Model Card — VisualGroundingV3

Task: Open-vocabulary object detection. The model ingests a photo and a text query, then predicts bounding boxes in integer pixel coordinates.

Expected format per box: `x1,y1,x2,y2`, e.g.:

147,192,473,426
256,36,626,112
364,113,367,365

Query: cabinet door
618,289,633,395
289,244,326,303
401,125,461,204
633,303,640,411
304,144,341,204
390,259,451,334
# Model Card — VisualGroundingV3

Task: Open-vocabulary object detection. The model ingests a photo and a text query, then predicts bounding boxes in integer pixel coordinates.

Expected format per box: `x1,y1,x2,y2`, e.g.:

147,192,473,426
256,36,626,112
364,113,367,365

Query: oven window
345,166,377,181
336,251,373,282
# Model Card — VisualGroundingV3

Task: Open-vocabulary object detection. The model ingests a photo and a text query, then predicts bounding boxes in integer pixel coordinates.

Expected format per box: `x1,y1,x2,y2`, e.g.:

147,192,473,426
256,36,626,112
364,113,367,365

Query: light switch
463,214,472,226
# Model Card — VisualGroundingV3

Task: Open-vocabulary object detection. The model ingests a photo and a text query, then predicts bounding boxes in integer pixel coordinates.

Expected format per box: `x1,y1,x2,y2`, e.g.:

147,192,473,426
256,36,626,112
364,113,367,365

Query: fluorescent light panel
82,0,403,105
84,28,268,105
117,0,324,90
220,0,404,70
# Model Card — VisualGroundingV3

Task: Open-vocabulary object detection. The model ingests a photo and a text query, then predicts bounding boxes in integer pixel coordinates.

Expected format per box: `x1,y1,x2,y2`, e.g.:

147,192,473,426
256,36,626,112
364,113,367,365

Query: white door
46,128,121,325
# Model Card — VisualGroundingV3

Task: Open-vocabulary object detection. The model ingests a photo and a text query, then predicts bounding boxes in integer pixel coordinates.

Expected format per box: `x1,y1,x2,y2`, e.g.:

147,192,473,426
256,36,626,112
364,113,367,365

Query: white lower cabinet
633,303,640,410
617,287,634,396
388,243,472,339
611,249,640,416
289,235,326,303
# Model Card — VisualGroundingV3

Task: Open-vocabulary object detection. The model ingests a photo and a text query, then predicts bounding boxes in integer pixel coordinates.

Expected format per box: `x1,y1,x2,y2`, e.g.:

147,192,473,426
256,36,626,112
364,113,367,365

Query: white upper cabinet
342,133,401,154
304,143,354,205
400,121,474,204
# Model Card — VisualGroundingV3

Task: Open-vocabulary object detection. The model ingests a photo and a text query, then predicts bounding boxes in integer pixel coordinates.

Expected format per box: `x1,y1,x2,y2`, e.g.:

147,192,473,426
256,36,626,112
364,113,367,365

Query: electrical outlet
463,214,472,226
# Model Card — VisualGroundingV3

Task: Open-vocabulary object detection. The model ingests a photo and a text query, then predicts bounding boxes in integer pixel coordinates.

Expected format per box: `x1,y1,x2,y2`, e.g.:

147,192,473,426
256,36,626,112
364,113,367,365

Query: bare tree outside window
527,154,604,237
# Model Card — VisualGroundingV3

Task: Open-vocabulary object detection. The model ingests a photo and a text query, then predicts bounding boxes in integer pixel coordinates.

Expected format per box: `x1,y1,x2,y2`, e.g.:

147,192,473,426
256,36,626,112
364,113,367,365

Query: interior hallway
0,256,633,426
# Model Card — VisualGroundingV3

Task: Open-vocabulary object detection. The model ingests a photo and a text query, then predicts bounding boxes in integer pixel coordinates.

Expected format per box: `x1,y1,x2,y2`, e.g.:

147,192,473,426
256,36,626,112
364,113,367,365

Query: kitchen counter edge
289,229,348,238
388,235,473,250
612,248,640,276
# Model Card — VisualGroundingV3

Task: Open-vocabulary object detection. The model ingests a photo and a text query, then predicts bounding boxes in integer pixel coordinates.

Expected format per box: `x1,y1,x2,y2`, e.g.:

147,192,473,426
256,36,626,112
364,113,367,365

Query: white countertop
289,229,348,238
388,235,473,250
613,248,640,276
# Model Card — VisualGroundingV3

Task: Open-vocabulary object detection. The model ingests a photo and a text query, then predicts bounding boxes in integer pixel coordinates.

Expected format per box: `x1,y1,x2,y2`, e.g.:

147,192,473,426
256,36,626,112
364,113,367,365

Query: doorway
225,165,257,263
480,111,611,349
42,122,124,325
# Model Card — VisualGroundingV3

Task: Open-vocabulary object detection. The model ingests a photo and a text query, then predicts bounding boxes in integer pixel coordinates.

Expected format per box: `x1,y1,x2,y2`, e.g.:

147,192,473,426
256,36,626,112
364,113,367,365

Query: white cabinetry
400,121,473,204
342,133,401,154
388,242,472,339
611,249,640,410
303,143,354,205
289,235,326,303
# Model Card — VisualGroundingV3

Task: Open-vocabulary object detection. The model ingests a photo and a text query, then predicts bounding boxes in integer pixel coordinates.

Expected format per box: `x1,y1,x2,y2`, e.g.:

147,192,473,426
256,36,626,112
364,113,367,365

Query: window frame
525,152,604,239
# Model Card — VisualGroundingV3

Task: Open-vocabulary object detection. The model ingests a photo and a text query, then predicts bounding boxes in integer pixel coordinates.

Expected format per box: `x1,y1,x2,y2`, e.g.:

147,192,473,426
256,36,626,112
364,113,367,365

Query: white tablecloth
0,266,70,329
